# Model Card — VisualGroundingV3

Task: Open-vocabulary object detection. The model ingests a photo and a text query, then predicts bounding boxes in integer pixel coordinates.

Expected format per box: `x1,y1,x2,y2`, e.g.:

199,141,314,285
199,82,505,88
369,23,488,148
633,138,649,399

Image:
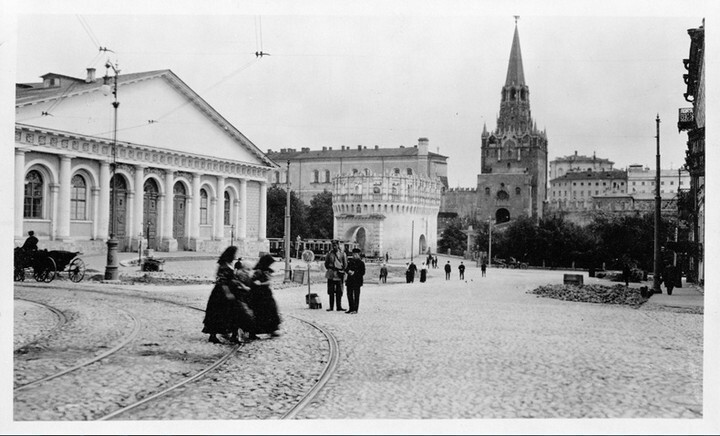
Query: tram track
14,283,341,421
14,298,67,352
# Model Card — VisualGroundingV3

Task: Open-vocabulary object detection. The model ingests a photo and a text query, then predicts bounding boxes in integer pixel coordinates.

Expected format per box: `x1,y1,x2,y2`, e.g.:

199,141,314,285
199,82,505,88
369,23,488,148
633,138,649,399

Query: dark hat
352,248,361,254
254,253,276,272
28,230,34,236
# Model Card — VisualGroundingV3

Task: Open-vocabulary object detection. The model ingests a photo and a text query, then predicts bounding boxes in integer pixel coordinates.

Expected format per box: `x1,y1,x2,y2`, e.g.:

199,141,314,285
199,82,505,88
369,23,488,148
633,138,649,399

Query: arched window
515,187,521,196
352,168,359,175
485,187,491,195
324,170,331,183
406,168,413,176
200,189,209,225
364,168,371,175
497,190,509,201
393,168,400,175
313,170,319,183
224,191,231,225
274,171,280,183
24,170,43,218
70,174,87,220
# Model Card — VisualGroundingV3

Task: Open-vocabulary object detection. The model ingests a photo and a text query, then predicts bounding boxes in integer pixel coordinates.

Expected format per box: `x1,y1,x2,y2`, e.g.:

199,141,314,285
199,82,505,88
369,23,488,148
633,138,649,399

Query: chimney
86,68,96,83
374,145,379,150
322,146,327,151
357,145,362,150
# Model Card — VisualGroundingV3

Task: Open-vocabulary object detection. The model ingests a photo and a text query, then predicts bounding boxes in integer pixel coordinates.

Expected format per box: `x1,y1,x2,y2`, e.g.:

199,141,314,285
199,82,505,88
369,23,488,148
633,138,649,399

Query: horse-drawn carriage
14,248,86,283
492,256,529,269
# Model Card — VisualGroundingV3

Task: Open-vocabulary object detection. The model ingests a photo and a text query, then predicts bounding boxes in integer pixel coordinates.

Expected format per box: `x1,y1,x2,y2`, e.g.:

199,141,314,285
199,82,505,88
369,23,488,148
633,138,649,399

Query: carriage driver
21,230,39,252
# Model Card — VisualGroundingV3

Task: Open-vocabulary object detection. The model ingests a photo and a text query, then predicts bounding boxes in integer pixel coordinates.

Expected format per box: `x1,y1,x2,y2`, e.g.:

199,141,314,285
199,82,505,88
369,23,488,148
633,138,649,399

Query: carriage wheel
14,267,25,282
34,257,56,283
68,258,86,282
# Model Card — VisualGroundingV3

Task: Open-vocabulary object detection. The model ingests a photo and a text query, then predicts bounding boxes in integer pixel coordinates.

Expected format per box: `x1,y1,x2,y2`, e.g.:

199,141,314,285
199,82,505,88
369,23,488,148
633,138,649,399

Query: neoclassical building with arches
15,68,276,256
332,172,441,259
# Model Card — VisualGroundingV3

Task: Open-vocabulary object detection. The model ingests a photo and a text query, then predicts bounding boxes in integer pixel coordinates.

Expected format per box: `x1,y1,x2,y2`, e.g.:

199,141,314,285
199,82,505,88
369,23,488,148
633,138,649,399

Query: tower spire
505,19,525,87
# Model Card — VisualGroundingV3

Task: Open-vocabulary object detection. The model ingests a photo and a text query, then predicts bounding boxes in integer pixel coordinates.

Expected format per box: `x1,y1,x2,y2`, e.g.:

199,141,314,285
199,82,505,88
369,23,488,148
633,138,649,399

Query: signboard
301,250,315,263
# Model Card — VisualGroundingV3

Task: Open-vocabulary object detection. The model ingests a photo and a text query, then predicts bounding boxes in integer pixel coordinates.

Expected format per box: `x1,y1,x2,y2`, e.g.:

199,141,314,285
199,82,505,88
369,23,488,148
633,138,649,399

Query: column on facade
14,149,25,239
50,183,59,240
190,173,201,241
215,175,226,240
91,187,100,239
162,170,174,240
133,165,145,240
56,155,72,240
238,178,247,239
97,161,110,240
258,181,267,240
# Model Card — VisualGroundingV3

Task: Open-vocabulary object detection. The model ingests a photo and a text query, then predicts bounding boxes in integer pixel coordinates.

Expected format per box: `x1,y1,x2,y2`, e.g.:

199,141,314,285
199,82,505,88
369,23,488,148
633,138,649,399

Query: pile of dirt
528,284,649,307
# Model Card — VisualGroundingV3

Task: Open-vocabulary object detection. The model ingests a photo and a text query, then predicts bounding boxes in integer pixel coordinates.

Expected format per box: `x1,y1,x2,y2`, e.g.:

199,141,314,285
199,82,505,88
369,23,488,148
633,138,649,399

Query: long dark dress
249,269,281,334
202,264,254,335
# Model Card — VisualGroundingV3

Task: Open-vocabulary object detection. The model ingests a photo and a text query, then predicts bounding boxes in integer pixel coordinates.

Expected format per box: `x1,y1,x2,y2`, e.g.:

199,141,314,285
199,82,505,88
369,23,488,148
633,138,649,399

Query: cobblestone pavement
12,257,711,432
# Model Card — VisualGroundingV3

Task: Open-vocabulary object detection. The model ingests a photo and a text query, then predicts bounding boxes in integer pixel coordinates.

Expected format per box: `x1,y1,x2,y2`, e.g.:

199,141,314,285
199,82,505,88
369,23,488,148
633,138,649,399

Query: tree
266,186,306,239
305,190,334,239
438,217,468,255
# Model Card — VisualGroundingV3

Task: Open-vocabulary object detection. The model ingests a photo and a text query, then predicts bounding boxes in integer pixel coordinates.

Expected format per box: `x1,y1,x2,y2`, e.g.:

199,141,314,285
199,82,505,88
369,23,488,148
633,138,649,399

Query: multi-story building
15,67,276,256
549,151,614,180
266,138,448,204
678,19,705,285
626,165,690,196
546,169,627,222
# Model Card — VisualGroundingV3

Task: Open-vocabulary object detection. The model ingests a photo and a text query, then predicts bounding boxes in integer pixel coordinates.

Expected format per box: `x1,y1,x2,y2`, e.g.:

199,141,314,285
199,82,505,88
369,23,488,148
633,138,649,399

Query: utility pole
653,115,662,294
410,220,414,262
284,160,291,283
488,219,493,266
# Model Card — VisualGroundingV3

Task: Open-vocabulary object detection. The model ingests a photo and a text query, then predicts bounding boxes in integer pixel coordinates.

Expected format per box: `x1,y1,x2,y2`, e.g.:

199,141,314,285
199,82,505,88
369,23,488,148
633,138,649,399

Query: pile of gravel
528,284,649,307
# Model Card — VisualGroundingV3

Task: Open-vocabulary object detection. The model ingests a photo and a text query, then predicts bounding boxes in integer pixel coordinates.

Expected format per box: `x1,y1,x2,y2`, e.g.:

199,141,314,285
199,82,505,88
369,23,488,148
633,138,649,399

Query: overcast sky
6,1,713,188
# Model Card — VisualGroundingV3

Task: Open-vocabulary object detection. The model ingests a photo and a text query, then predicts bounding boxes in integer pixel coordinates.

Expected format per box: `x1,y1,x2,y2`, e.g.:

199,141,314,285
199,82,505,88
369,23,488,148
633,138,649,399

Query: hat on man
352,248,361,254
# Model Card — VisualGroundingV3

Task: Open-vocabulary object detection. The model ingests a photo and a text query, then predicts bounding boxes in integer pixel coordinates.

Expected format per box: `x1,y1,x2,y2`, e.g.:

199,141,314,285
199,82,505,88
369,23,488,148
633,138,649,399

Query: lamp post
283,160,291,283
103,61,120,281
653,114,662,293
488,218,493,266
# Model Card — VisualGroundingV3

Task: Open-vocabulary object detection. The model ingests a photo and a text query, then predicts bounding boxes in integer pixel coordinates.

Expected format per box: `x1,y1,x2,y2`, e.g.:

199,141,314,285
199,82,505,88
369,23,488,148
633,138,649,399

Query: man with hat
324,240,347,311
345,248,366,314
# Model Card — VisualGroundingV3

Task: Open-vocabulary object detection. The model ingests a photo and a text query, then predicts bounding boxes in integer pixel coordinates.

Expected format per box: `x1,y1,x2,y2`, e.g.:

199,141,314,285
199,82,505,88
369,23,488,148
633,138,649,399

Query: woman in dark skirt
248,254,281,338
202,246,254,344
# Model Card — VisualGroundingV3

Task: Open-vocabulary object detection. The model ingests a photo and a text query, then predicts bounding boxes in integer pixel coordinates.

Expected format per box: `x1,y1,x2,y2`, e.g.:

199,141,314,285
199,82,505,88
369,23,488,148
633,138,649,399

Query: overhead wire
76,15,101,50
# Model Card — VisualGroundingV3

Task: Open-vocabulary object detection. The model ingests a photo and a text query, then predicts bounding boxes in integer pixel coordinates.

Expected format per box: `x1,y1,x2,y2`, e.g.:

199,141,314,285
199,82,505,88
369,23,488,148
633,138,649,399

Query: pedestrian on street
405,263,411,283
324,240,347,311
379,263,388,283
345,248,365,314
458,261,466,280
248,254,282,338
622,263,631,287
662,263,677,295
444,261,451,280
408,261,417,283
481,261,487,277
202,246,247,344
419,262,428,283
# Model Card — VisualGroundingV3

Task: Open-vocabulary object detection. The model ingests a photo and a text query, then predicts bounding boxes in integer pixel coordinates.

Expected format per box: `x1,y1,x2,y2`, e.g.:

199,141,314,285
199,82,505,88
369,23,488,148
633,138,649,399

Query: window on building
364,168,371,175
324,170,331,183
573,182,576,186
515,187,521,195
670,181,674,185
393,168,400,175
200,189,208,225
485,187,490,195
313,170,319,183
581,191,584,197
661,181,665,185
632,182,636,185
497,190,509,201
224,192,230,225
407,168,413,176
352,168,358,175
581,182,584,186
24,170,43,218
274,171,280,183
70,174,87,220
641,181,645,185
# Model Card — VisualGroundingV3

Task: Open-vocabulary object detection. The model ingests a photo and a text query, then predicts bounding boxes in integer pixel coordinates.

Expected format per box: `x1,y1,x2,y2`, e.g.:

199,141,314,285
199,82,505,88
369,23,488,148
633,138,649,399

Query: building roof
505,23,525,87
550,169,627,183
266,146,447,161
551,152,613,165
16,69,276,168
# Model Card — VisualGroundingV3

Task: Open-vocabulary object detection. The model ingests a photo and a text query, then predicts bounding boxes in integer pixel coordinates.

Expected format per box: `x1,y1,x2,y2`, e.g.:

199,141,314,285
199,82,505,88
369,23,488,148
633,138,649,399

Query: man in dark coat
345,248,366,314
407,261,417,283
22,230,38,252
444,261,451,280
458,262,466,280
324,240,347,311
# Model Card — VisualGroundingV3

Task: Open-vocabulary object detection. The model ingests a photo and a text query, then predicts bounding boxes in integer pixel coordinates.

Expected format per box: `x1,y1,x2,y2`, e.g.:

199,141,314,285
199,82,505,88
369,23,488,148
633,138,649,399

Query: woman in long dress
248,254,282,338
419,262,427,283
202,246,251,344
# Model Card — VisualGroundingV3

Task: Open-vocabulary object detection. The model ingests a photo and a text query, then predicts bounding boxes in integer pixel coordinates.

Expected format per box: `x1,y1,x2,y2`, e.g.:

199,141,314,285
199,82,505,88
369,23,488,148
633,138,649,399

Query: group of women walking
202,246,281,344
